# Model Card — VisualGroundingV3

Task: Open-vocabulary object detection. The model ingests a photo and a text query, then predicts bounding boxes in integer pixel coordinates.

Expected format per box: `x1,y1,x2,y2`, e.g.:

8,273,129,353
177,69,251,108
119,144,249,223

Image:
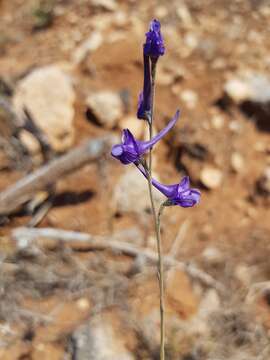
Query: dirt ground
0,0,270,359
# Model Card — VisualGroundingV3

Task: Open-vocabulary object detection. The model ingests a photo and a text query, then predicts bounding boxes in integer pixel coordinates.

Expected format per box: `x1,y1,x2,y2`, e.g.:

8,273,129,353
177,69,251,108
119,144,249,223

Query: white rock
154,6,168,19
91,0,117,11
180,89,198,109
74,313,134,360
72,31,103,65
211,115,224,129
225,73,270,104
224,78,251,103
200,167,223,189
202,247,224,266
184,33,198,50
198,289,220,319
119,115,144,138
231,152,245,173
235,264,253,287
229,120,242,133
176,4,193,27
86,91,124,129
258,166,270,194
113,167,163,214
13,65,75,152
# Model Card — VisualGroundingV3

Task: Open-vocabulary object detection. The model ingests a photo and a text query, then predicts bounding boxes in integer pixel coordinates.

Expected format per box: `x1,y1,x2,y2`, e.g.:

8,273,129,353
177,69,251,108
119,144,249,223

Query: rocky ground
0,0,270,359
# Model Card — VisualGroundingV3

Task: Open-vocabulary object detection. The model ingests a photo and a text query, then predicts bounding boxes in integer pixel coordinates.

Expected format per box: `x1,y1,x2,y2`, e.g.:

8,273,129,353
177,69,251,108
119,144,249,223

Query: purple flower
144,19,165,59
137,55,151,120
138,168,200,207
111,110,180,164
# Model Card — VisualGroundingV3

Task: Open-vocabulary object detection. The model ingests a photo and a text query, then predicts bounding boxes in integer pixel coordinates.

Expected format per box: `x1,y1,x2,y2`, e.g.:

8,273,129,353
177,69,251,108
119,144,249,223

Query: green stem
148,61,156,175
146,58,165,360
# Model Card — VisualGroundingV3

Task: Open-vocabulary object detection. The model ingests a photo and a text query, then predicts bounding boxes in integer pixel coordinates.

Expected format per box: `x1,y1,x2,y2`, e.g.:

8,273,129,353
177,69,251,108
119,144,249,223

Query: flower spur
111,110,180,164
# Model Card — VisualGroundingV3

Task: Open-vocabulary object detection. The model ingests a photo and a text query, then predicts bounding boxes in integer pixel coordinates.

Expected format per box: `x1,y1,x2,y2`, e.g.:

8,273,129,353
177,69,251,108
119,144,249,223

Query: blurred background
0,0,270,359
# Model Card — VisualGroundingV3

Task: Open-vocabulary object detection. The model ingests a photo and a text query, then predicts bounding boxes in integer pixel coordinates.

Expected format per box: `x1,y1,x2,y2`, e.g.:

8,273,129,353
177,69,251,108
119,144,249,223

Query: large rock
86,91,124,129
73,311,135,360
224,73,270,104
113,167,163,214
13,65,75,153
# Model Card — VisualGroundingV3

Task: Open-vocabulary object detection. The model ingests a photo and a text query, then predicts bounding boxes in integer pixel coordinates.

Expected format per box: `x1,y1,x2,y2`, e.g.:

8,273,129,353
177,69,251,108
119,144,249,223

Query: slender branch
148,61,157,175
146,58,166,360
0,136,112,215
11,226,225,293
157,202,165,360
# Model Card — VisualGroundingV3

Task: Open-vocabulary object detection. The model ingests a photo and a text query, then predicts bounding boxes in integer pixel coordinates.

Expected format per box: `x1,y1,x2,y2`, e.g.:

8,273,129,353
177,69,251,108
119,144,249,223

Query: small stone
229,120,242,133
180,89,198,109
184,33,198,50
224,78,251,104
198,289,220,318
13,65,75,152
119,115,144,138
176,5,193,27
211,114,224,129
200,167,223,189
113,167,163,214
113,11,128,27
76,298,90,311
235,264,253,287
73,312,134,360
156,69,174,86
154,6,168,19
91,0,117,11
72,31,103,65
257,166,270,195
231,152,245,173
225,73,270,104
254,141,267,152
19,129,41,156
86,91,124,129
202,247,224,266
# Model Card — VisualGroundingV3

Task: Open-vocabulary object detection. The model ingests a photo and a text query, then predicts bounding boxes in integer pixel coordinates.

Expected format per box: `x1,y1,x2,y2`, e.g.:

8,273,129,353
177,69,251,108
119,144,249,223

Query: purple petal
123,129,139,153
144,19,165,58
136,164,178,198
138,110,180,153
178,176,190,191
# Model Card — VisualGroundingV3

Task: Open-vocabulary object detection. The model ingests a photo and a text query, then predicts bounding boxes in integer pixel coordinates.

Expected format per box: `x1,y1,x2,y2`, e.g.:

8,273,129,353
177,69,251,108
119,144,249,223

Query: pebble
231,152,245,173
91,0,117,12
211,114,225,129
200,166,223,189
72,31,103,65
202,247,224,266
86,91,124,129
257,166,270,195
180,89,198,109
13,65,75,153
113,167,163,214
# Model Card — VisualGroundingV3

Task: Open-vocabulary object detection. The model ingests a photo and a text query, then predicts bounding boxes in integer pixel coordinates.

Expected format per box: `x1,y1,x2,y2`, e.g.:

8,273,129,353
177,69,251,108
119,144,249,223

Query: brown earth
0,0,270,359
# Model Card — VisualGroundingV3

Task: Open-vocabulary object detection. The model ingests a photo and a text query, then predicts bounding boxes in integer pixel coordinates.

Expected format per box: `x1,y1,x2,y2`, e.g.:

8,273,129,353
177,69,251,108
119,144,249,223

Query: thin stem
146,58,165,360
157,202,165,360
144,170,165,360
148,60,156,175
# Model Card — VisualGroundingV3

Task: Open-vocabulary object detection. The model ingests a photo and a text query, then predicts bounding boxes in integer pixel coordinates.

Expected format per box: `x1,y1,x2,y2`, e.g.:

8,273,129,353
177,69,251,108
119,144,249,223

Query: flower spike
144,19,165,59
111,110,180,164
137,166,201,208
137,55,151,120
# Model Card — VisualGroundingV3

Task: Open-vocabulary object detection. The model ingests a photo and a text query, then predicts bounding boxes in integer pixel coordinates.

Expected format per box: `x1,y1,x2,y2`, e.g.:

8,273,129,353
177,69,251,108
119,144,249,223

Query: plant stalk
146,58,165,360
148,60,156,175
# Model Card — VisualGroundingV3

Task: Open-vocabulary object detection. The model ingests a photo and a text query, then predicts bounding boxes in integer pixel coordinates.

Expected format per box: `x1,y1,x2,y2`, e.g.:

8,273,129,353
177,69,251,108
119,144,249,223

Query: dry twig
11,227,226,294
0,136,112,215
